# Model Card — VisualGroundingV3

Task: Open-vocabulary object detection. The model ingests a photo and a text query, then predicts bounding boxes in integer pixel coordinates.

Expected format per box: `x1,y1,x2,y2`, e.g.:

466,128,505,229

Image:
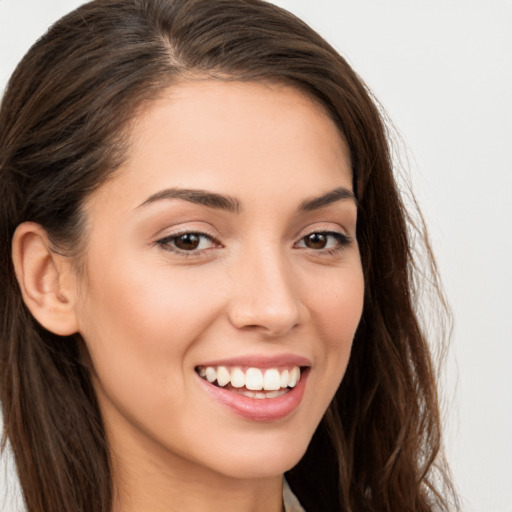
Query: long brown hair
0,1,456,510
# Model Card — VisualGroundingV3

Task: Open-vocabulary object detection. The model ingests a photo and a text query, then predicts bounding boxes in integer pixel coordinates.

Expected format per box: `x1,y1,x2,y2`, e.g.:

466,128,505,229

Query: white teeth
280,369,289,388
245,368,264,390
265,389,287,398
216,366,230,387
238,389,288,399
289,366,300,388
263,369,281,391
197,365,303,392
231,368,245,388
205,367,217,383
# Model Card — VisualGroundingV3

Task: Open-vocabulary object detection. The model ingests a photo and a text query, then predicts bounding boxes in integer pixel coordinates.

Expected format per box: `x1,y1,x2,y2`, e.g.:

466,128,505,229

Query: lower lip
197,370,309,422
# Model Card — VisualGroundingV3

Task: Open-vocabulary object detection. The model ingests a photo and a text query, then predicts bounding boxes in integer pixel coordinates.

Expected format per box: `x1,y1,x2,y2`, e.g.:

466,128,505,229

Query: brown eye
304,233,328,249
296,231,350,252
157,232,217,253
174,233,201,250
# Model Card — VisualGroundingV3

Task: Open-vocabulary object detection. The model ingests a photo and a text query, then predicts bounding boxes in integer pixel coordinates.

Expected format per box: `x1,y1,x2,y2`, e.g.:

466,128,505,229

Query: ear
12,222,79,336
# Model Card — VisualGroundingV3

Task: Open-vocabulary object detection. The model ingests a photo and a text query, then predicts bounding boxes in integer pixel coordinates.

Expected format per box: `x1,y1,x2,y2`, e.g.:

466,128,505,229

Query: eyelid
295,221,351,239
296,230,351,243
152,221,221,244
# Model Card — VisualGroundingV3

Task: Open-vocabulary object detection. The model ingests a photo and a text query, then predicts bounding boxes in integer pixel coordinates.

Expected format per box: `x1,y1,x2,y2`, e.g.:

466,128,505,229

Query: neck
110,437,284,512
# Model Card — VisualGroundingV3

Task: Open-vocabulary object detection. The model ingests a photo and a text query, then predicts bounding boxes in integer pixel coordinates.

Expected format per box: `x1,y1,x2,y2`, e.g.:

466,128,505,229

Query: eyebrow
297,187,357,212
137,185,356,214
138,188,241,213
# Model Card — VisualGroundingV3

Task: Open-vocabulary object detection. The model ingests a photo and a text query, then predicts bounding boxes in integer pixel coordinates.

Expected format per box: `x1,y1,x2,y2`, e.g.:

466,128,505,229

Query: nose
226,246,309,338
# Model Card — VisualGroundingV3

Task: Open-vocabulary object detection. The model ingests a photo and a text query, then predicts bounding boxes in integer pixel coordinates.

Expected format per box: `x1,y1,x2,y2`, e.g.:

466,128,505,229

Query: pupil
306,233,327,249
176,233,200,250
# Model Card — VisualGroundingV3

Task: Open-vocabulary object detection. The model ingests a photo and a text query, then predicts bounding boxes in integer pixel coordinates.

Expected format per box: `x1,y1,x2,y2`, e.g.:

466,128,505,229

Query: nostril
227,302,306,337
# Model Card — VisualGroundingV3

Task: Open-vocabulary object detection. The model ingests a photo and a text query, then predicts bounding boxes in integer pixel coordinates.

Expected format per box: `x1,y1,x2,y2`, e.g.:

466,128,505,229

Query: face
73,80,364,484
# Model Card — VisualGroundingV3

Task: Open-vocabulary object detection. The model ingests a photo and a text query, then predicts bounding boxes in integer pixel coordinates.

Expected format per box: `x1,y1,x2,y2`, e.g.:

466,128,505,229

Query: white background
1,1,511,511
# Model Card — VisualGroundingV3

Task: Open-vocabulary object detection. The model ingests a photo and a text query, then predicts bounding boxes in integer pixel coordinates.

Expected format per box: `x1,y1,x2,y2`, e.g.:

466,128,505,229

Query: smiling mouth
195,365,302,399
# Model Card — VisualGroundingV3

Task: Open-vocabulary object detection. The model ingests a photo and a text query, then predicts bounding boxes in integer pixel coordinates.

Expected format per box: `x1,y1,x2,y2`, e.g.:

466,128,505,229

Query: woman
0,0,457,510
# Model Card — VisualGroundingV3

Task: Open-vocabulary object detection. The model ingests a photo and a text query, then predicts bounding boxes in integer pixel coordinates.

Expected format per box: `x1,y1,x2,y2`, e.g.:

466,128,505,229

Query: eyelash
156,231,220,257
295,231,351,255
155,230,351,257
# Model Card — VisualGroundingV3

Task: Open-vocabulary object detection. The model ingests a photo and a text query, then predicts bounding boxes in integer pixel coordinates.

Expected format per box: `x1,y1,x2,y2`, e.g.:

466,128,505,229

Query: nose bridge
227,242,306,336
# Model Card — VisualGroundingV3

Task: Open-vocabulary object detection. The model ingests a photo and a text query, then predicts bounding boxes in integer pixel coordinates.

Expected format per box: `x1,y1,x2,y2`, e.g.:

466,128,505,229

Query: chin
198,428,313,480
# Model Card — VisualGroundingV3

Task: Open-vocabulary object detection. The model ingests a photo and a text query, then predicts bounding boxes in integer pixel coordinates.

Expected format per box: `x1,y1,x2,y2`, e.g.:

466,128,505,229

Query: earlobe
12,222,79,336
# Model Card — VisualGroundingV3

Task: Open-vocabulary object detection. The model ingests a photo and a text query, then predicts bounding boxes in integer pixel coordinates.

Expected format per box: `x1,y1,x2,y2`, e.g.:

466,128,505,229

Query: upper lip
197,353,311,368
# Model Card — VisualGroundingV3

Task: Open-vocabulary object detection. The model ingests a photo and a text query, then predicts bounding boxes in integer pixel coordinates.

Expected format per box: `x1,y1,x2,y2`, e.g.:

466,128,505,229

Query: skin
28,81,365,511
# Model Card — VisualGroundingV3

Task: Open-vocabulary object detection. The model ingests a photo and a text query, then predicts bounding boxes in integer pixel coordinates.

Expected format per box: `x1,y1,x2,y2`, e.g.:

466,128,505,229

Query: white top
283,478,306,512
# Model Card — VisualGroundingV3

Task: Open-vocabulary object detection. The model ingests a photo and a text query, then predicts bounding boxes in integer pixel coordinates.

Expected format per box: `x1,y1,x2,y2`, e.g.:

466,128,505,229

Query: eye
296,231,350,251
157,232,218,253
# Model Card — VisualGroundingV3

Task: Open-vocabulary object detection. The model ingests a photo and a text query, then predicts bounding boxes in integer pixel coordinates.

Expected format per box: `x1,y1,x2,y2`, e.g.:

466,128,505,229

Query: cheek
75,256,225,406
305,261,364,393
75,259,231,449
306,260,364,343
79,254,222,350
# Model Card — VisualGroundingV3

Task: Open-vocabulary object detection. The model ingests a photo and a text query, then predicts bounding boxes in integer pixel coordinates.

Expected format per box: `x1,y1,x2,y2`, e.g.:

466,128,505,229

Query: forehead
87,79,353,214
